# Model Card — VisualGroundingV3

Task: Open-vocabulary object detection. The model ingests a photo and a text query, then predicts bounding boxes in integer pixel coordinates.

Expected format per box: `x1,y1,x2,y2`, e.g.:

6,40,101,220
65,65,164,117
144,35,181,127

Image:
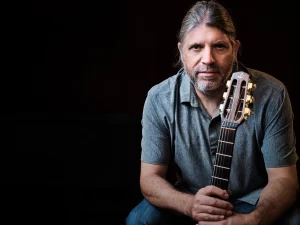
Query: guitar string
214,84,233,188
218,84,234,189
224,82,245,189
214,87,227,187
214,80,247,189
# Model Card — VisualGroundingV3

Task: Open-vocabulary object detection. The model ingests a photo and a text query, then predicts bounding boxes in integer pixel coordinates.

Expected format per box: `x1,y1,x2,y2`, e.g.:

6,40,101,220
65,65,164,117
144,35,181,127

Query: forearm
248,177,298,225
140,174,194,216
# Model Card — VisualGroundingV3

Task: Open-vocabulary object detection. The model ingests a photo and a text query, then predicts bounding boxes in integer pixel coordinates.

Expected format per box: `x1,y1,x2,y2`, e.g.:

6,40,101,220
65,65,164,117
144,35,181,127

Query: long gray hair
176,0,238,67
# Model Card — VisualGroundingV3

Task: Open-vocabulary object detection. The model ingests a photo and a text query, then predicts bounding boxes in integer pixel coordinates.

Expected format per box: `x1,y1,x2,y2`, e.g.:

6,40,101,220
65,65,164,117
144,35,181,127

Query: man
126,1,299,224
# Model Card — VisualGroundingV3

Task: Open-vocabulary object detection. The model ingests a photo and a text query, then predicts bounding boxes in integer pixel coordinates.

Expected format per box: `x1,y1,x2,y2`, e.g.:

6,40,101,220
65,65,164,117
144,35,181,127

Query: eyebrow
188,43,202,49
187,40,229,48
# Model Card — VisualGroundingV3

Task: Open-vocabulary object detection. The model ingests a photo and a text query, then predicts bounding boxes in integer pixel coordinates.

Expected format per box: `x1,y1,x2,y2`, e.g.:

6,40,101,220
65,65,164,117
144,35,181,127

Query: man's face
178,25,239,94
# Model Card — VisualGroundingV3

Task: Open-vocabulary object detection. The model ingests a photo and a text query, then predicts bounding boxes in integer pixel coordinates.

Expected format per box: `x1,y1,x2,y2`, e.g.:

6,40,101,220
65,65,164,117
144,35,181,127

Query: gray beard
192,75,225,94
185,69,227,95
184,62,235,94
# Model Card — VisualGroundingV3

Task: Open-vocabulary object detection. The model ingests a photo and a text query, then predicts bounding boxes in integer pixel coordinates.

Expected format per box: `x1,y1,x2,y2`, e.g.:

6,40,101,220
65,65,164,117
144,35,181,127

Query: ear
178,42,182,53
178,42,184,62
234,40,241,60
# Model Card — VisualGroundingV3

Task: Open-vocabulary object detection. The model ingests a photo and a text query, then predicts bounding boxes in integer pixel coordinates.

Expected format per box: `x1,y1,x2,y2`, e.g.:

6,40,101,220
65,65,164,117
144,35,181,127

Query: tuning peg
226,80,231,88
219,103,224,112
247,82,256,91
244,108,251,120
244,107,252,116
246,95,254,104
244,107,251,116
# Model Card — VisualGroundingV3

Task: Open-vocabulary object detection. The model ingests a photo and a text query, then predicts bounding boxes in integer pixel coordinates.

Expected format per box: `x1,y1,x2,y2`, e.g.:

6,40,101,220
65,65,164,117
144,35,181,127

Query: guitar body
210,71,255,190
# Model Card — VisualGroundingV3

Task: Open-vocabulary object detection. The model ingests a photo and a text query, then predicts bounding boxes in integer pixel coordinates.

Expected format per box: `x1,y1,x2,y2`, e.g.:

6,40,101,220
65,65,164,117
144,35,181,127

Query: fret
212,176,228,181
216,153,232,157
214,154,232,168
216,145,234,156
214,165,230,169
219,128,236,141
218,140,234,144
211,176,228,190
222,127,235,131
213,165,231,179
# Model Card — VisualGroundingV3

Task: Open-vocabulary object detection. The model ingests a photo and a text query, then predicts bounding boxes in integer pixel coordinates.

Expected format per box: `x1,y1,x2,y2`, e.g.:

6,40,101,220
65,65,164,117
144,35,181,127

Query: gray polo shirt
141,64,298,205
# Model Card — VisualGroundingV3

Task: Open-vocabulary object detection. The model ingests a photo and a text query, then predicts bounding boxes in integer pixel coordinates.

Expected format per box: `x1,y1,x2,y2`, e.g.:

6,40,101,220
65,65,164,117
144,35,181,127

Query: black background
5,0,299,224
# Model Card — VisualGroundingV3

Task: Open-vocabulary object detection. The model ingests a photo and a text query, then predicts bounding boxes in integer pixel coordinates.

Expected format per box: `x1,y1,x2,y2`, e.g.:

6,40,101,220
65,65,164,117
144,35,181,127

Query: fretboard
210,122,237,190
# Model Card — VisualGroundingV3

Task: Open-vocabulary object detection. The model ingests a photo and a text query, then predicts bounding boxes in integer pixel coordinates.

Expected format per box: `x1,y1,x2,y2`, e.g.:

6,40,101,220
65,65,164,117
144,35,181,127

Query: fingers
210,195,233,210
191,186,233,222
199,185,230,200
194,213,225,222
197,186,233,210
226,189,232,196
195,194,232,210
201,205,233,216
192,202,232,221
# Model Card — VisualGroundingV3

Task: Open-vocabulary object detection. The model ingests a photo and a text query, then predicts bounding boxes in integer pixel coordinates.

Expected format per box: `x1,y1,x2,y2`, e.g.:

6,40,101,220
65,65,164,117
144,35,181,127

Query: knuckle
211,198,217,205
191,212,196,220
203,215,210,220
207,207,213,214
207,185,214,192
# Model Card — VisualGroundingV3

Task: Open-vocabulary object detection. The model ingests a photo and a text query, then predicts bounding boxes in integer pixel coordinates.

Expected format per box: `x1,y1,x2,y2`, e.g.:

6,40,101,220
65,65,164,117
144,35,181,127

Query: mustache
194,65,220,73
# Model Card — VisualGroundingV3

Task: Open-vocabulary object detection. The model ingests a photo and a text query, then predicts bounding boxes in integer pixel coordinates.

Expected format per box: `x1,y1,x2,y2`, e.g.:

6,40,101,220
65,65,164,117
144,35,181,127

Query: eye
214,43,228,50
189,44,202,50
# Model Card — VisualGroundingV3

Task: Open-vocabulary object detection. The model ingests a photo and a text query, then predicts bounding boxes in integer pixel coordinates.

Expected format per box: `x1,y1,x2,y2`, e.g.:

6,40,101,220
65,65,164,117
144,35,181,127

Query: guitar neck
210,71,254,190
210,122,237,190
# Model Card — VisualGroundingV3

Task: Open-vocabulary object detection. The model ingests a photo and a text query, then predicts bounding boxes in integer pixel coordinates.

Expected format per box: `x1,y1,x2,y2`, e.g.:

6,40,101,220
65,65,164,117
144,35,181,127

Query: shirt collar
179,69,199,107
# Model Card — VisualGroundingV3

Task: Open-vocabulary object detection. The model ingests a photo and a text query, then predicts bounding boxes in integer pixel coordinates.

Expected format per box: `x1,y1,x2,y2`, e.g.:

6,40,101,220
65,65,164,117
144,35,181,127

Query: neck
194,86,225,117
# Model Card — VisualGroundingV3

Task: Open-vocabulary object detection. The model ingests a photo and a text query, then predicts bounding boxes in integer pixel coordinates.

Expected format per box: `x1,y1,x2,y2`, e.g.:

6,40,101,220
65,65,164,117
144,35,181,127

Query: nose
201,47,215,65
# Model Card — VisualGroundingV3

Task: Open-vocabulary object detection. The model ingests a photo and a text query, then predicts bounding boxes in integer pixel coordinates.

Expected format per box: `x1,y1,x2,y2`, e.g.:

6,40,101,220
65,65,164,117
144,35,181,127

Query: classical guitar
210,71,255,190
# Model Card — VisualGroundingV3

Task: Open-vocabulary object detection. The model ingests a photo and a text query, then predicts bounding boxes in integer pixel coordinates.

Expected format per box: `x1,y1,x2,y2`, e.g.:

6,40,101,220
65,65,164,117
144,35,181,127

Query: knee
125,209,146,225
125,209,140,225
275,205,300,225
125,199,160,225
125,208,158,225
287,206,300,225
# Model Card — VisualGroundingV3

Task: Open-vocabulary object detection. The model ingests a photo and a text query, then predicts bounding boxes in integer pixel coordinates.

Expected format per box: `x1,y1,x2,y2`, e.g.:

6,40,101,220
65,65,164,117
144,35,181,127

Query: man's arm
140,162,233,221
248,164,298,225
140,162,194,216
195,165,298,225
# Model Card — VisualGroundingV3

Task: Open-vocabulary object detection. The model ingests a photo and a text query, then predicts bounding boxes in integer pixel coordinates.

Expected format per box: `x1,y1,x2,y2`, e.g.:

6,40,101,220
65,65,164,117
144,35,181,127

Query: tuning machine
243,106,254,120
246,94,254,104
226,79,231,88
219,87,230,112
245,79,255,107
247,81,256,92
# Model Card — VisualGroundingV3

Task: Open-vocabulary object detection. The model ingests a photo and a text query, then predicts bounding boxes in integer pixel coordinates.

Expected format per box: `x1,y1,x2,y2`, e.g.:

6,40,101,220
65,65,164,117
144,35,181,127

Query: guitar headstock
219,71,255,124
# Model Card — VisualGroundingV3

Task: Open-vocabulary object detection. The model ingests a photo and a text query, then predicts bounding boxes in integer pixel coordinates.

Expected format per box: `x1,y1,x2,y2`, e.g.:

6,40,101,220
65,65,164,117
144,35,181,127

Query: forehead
184,25,230,45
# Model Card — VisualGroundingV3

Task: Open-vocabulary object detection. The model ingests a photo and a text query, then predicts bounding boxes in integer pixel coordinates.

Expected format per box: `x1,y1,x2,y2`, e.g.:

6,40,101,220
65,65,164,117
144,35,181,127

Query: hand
191,185,233,222
197,212,259,225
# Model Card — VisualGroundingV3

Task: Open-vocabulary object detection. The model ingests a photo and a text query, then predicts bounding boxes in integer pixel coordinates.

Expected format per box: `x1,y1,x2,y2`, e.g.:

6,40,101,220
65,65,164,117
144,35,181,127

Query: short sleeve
261,86,298,167
140,90,172,165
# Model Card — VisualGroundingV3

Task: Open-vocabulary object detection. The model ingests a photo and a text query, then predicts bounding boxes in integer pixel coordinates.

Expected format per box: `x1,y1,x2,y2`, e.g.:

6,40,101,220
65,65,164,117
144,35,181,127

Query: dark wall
5,0,299,224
